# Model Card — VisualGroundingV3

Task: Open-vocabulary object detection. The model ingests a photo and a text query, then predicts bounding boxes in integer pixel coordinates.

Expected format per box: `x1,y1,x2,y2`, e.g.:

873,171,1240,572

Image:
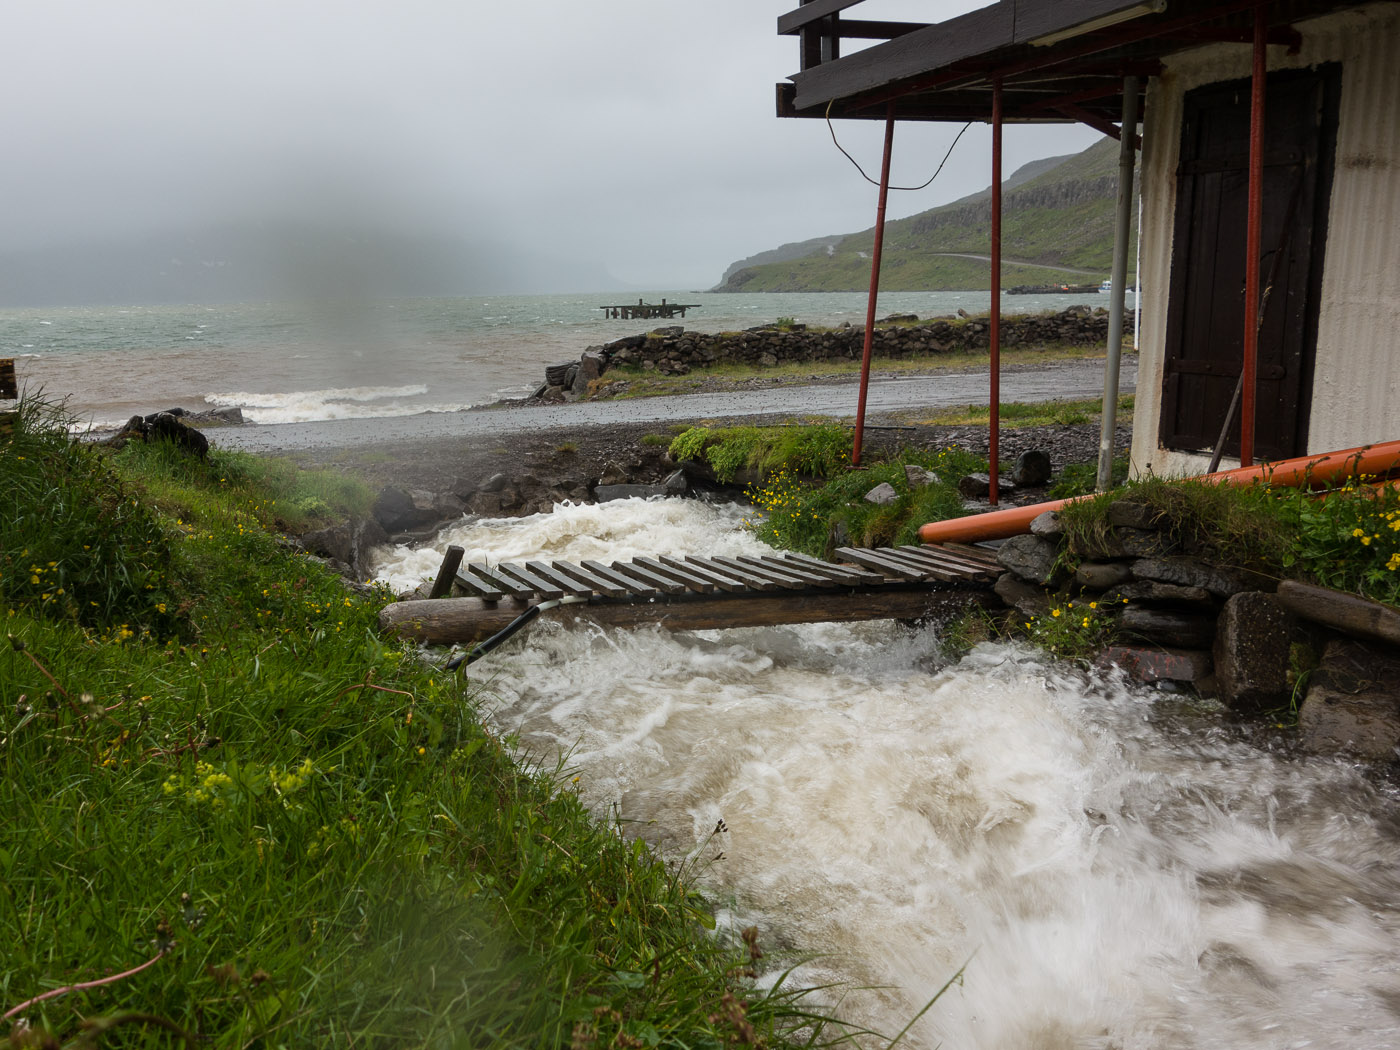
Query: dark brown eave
777,0,1379,123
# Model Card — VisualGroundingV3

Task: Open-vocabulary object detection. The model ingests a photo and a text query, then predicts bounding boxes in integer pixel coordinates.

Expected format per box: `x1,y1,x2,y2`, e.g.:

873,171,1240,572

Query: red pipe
1241,1,1267,468
917,439,1400,545
852,106,896,467
989,77,1003,506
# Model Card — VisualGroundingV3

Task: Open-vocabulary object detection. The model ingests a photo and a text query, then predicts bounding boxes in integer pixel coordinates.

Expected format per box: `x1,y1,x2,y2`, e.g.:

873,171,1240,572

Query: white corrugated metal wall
1131,3,1400,477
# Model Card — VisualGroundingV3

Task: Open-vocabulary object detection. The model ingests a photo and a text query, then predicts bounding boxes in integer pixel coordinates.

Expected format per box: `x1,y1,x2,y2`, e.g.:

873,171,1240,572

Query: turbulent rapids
375,500,1400,1050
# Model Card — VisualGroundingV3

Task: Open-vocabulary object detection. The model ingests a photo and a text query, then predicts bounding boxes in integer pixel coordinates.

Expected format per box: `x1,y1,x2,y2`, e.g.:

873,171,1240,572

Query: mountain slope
716,137,1135,292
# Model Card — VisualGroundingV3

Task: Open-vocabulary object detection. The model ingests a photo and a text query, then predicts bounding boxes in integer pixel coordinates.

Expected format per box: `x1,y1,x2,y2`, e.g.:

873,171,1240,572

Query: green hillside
718,137,1136,292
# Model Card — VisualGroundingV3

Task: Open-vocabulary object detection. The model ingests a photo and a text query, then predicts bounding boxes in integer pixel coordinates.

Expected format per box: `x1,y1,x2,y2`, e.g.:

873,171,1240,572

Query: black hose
441,595,588,671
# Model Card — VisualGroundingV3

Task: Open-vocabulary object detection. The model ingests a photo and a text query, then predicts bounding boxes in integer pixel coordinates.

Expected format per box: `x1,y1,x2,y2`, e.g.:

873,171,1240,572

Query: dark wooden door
1160,66,1340,460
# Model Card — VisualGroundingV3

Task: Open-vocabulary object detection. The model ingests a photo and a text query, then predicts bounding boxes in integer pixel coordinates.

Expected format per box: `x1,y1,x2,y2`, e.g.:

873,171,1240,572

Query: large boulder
1011,449,1053,487
372,487,465,534
1298,639,1400,760
144,411,210,459
1213,592,1293,710
1118,606,1217,649
996,534,1064,586
300,516,390,581
1131,556,1253,599
573,348,607,394
1097,646,1214,687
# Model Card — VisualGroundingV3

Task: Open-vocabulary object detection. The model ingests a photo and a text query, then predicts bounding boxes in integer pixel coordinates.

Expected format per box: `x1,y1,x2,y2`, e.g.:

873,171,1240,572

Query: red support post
1241,1,1267,468
852,105,896,467
989,77,1003,505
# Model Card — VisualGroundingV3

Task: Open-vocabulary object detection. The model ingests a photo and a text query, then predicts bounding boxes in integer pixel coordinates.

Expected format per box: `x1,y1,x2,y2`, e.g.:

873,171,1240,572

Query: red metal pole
1241,1,1267,468
852,106,897,468
989,77,1003,505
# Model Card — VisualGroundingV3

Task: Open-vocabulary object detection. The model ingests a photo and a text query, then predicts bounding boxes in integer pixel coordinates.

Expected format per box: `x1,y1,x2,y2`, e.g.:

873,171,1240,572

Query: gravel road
211,357,1136,455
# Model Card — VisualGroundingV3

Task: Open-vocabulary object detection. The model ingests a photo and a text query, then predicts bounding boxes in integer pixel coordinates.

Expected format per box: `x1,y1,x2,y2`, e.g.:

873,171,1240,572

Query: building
776,0,1400,477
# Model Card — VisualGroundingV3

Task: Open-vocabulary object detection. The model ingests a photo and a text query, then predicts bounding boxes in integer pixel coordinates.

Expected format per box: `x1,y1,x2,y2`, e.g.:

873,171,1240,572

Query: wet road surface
210,357,1136,454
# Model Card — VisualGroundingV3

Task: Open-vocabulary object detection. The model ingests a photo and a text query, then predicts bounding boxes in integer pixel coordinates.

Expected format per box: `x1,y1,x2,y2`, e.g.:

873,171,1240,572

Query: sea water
1,290,1103,428
375,499,1400,1050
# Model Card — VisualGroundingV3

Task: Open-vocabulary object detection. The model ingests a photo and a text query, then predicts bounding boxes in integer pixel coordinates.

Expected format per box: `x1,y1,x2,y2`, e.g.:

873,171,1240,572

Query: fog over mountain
1,1,1101,304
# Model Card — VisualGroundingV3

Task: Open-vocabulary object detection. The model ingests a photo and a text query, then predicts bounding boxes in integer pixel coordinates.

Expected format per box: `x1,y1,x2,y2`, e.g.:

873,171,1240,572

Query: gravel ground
199,358,1134,501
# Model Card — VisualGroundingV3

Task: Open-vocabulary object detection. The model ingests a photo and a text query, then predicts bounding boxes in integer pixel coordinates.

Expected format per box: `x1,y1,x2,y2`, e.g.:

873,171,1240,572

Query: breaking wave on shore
202,383,483,424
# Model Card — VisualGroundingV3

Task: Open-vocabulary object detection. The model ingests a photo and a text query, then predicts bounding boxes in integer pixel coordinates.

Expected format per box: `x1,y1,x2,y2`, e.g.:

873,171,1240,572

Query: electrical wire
826,100,972,191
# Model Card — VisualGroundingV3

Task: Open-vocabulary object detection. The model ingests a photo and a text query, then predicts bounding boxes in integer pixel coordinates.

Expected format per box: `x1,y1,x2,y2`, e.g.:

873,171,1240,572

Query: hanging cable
826,101,972,191
441,595,591,672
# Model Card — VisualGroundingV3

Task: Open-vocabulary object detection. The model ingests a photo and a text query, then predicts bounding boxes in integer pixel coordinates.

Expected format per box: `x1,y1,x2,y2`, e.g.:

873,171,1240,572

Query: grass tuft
0,396,842,1048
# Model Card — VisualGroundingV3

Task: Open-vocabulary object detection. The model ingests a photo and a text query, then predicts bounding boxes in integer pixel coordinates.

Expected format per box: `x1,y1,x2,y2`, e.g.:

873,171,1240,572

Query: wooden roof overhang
776,0,1381,135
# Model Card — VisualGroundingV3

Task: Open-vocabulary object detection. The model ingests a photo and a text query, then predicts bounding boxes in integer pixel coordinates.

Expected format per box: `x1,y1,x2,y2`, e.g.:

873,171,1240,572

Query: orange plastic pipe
917,440,1400,545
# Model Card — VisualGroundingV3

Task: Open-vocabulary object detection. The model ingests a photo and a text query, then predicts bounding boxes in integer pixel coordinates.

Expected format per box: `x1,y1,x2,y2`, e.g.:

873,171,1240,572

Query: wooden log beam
428,545,465,600
379,589,996,647
1276,580,1400,648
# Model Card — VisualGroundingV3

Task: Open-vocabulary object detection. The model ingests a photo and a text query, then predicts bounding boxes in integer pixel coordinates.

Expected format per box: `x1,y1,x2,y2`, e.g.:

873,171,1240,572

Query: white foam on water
372,498,768,594
376,498,1400,1049
202,383,478,424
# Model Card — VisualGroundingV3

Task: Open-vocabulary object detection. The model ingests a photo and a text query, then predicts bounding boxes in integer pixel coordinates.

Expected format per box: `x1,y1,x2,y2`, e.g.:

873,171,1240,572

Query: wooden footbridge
379,544,1002,648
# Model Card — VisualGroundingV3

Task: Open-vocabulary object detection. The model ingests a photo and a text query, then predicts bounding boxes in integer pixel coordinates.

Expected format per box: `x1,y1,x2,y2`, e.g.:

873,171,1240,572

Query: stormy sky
3,0,1101,297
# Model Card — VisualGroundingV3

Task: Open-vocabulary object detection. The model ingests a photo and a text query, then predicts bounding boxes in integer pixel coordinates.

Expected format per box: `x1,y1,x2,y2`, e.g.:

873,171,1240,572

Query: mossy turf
0,399,837,1049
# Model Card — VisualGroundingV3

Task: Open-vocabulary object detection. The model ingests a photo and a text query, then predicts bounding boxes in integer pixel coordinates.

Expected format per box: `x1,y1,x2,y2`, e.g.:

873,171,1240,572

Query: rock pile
102,408,223,458
992,498,1400,762
539,308,1131,398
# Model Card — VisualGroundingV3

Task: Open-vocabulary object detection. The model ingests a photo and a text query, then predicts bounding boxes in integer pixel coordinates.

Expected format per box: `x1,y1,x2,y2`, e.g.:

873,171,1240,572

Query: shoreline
82,356,1134,515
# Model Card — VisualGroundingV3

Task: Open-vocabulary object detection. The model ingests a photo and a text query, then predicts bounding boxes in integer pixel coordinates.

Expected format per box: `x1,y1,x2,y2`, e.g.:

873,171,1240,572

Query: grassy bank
672,415,1400,615
668,404,1127,557
1,400,826,1049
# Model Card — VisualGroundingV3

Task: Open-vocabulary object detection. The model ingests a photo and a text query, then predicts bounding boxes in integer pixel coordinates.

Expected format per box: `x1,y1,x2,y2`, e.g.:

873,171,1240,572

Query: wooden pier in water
380,544,1002,646
598,299,701,320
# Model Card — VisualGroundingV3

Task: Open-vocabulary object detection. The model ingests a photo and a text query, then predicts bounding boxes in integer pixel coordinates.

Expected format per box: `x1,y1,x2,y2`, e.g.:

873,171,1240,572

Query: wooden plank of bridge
525,560,596,598
936,542,1004,570
834,547,937,580
684,556,783,591
582,560,659,597
871,549,968,583
702,555,808,591
454,567,505,602
550,560,629,599
780,551,883,585
891,546,991,581
634,556,717,594
859,547,966,582
614,560,688,595
465,562,537,599
740,555,841,589
497,562,565,600
658,555,750,592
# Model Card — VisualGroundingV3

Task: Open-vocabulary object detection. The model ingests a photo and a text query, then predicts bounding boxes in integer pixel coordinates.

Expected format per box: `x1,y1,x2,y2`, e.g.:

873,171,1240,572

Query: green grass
669,423,855,484
1057,471,1400,608
0,397,840,1049
744,448,984,556
908,394,1133,429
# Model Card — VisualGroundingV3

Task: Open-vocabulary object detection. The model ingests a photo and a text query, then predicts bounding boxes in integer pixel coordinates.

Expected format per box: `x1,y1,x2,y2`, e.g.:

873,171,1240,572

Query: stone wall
995,501,1400,762
545,307,1133,395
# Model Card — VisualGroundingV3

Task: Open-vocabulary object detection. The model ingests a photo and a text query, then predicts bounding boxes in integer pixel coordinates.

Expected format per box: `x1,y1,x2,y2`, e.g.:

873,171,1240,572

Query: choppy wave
202,384,478,424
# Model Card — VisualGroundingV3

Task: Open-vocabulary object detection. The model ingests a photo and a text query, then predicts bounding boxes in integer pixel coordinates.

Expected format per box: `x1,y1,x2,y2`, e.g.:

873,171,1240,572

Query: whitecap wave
202,384,478,424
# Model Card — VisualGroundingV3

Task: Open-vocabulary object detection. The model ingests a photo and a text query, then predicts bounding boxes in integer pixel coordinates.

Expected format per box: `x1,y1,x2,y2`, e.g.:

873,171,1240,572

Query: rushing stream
375,500,1400,1049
